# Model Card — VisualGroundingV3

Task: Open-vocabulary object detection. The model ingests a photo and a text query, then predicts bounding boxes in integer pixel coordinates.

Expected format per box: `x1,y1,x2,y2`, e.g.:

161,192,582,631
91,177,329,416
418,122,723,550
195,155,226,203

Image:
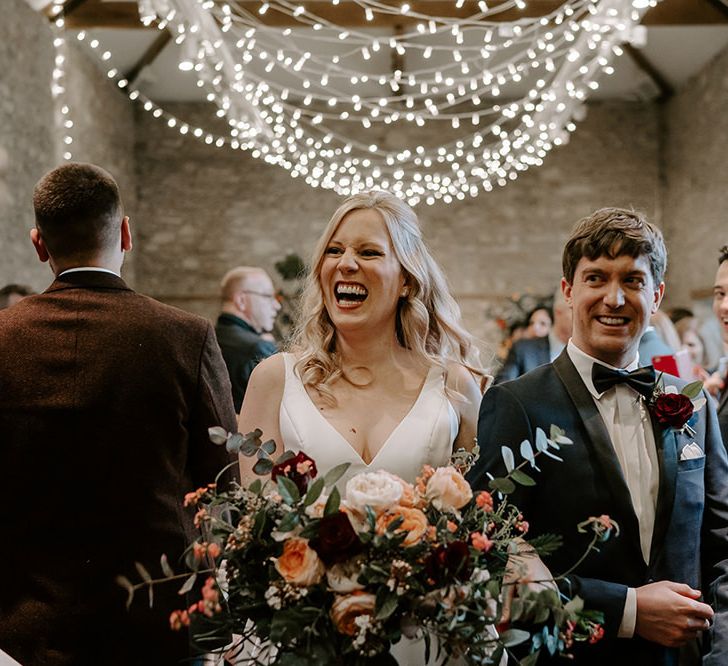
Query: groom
469,208,728,664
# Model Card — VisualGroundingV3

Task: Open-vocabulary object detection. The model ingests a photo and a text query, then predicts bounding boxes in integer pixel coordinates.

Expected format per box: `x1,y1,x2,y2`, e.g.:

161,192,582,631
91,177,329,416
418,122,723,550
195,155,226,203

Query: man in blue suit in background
470,208,728,664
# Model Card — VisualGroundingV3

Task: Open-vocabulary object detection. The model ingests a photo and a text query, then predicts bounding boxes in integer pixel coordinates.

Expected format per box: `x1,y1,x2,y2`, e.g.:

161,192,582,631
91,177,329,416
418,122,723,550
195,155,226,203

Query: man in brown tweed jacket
0,163,237,665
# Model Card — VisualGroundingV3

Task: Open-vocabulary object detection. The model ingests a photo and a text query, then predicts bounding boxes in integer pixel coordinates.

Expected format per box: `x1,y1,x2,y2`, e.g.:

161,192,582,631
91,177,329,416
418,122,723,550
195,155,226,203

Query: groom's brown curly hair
562,207,667,286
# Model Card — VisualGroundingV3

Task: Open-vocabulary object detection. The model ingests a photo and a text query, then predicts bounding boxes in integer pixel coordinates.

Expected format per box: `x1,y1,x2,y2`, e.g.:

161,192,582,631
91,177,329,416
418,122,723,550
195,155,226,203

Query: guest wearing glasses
215,266,281,412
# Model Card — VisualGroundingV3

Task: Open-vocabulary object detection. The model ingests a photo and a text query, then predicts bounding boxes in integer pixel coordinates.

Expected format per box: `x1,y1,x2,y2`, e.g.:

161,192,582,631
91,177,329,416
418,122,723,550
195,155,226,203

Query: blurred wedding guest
525,304,552,338
0,283,35,309
637,310,675,365
471,207,728,665
496,318,527,362
713,245,728,443
495,290,572,383
671,308,706,365
215,266,281,412
0,163,236,666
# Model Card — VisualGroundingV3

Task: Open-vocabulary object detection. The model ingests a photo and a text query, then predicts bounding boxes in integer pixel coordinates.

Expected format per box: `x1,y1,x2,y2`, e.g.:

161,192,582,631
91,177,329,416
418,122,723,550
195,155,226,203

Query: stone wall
662,44,728,307
0,0,56,293
134,100,660,357
660,42,728,367
10,1,727,364
0,0,136,292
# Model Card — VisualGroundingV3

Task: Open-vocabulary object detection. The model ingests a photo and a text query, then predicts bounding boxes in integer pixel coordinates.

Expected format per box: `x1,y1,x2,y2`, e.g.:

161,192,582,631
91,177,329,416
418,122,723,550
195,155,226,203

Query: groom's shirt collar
566,340,640,400
58,267,121,278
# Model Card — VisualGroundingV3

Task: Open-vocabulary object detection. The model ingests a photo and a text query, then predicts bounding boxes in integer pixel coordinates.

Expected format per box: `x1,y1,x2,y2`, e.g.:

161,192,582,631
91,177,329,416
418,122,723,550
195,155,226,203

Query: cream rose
330,591,377,636
425,466,473,511
345,471,403,516
375,505,429,547
326,560,366,593
274,537,324,586
378,471,417,508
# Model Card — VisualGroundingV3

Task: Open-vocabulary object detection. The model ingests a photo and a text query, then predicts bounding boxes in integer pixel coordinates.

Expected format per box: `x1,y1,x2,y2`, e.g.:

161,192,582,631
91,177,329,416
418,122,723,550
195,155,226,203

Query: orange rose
330,591,376,636
425,467,473,512
274,537,324,586
375,505,429,547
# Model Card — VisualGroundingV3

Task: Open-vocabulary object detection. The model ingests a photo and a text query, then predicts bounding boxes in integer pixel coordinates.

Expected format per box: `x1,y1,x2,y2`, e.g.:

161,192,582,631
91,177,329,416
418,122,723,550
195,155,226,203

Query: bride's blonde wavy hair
290,191,486,403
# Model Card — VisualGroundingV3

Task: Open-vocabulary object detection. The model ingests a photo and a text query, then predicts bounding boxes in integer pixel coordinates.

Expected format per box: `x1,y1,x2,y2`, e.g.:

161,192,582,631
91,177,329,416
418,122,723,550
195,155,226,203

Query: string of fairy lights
49,0,659,205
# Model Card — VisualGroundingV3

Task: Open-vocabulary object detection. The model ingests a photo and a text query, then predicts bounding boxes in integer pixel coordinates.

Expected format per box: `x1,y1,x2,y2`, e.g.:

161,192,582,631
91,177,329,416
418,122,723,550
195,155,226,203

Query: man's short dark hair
562,207,667,285
33,163,123,261
0,284,35,309
719,245,728,265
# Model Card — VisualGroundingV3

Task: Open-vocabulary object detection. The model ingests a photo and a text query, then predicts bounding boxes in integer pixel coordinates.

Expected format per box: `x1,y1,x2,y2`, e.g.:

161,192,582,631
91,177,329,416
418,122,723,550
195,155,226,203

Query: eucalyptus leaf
510,469,536,486
160,553,174,577
257,446,271,460
116,575,135,610
253,458,274,476
225,432,244,454
682,381,703,399
541,449,564,462
135,562,152,583
261,439,277,456
535,427,549,453
277,476,301,505
324,462,351,487
240,439,259,457
499,628,530,647
178,572,197,595
275,449,296,466
324,486,341,515
276,511,300,533
500,446,515,473
208,426,228,445
303,477,325,507
488,477,516,495
248,478,262,494
520,440,535,467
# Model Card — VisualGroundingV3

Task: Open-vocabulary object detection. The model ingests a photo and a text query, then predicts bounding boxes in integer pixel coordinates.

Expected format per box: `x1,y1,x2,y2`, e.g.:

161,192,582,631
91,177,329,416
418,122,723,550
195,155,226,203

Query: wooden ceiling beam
124,30,172,85
624,44,673,101
57,0,728,30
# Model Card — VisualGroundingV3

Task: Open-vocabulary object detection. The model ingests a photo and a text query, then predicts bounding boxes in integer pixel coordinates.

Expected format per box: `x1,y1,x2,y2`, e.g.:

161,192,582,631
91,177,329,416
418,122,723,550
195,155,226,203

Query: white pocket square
679,443,704,461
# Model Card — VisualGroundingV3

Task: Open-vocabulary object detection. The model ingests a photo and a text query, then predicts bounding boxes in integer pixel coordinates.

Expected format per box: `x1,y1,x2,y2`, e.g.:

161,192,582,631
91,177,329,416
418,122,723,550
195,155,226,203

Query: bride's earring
400,286,409,298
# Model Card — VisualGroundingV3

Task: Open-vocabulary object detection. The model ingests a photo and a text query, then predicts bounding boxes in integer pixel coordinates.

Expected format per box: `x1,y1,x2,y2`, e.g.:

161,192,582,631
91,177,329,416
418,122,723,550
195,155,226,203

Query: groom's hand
635,581,713,647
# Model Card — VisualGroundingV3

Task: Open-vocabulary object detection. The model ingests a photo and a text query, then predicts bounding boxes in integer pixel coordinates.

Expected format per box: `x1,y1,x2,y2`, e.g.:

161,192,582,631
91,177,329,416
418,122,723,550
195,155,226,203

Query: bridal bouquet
121,427,611,665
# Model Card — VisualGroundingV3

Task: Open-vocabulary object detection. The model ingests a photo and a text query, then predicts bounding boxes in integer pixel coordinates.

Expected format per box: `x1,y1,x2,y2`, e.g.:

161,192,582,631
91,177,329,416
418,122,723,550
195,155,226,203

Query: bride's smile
320,207,406,332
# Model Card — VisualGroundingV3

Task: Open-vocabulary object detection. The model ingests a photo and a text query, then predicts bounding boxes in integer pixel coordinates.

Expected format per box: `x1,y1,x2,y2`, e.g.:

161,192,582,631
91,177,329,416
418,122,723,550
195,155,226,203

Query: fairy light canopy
51,0,660,204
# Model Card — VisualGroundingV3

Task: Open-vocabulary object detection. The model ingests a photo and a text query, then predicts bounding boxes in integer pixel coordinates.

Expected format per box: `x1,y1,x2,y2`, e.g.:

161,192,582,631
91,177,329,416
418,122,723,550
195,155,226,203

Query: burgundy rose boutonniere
648,376,706,434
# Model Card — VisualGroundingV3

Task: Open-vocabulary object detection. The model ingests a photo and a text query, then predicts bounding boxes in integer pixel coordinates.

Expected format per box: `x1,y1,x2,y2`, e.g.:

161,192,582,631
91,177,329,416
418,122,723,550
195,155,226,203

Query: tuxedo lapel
648,413,678,568
553,352,643,558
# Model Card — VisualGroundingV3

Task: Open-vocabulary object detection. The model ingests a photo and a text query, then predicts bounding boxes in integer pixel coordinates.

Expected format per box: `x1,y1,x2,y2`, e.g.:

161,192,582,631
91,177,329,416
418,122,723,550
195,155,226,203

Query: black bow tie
591,364,656,400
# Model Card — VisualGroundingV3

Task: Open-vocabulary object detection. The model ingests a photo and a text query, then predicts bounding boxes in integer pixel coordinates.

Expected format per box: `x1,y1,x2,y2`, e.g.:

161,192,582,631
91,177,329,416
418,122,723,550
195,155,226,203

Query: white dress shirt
58,267,120,278
567,341,660,638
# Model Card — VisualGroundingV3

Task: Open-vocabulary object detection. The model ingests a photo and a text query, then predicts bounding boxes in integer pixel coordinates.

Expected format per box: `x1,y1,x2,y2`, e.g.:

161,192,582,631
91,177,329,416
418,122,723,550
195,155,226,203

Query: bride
238,190,487,663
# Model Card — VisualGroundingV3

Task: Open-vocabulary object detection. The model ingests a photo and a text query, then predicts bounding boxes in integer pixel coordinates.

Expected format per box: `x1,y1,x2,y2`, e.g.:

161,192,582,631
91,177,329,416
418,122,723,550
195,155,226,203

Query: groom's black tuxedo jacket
468,350,728,665
0,271,237,666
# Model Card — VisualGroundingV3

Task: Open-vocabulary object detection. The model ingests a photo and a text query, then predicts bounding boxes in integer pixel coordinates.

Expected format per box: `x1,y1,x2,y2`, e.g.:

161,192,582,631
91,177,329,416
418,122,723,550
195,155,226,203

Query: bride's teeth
336,283,367,296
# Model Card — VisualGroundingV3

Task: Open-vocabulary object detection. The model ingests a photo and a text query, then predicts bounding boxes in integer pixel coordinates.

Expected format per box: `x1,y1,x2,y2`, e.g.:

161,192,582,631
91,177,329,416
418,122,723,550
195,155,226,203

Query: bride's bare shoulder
249,353,286,390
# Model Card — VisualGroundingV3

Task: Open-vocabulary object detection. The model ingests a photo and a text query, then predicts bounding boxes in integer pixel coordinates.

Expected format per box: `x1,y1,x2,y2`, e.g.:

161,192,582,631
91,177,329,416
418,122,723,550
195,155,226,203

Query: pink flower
476,491,494,512
470,532,494,552
169,609,190,630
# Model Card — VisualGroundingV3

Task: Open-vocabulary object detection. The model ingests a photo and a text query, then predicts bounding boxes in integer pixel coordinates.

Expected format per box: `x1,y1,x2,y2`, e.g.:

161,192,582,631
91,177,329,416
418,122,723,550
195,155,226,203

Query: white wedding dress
279,353,458,487
279,353,465,666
